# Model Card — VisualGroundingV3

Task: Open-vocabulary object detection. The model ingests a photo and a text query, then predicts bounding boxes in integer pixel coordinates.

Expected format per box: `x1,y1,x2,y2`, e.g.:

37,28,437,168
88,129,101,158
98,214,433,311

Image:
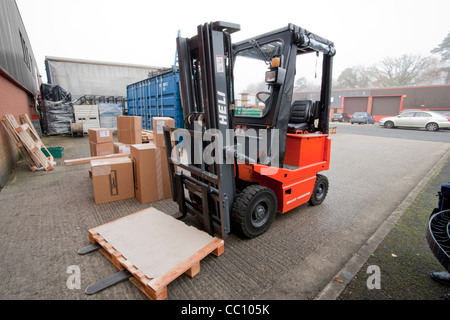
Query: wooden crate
87,208,224,300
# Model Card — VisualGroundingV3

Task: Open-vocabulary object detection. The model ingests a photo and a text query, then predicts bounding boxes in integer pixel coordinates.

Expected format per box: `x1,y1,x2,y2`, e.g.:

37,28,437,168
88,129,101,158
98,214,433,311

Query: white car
379,111,450,131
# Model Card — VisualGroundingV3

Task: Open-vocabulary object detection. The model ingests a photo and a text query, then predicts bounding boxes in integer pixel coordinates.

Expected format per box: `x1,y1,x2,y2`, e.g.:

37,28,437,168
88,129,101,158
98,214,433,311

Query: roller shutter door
343,97,368,115
372,96,401,116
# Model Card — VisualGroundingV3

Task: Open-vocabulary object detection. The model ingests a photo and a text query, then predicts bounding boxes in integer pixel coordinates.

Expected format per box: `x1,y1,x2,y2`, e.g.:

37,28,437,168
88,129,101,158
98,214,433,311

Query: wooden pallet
87,208,224,300
141,130,153,143
1,114,53,171
329,126,337,134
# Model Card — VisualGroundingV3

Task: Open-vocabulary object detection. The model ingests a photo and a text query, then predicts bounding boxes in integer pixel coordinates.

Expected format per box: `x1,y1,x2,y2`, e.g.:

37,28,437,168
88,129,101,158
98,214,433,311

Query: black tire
309,174,329,206
232,185,277,238
426,122,439,131
384,121,394,129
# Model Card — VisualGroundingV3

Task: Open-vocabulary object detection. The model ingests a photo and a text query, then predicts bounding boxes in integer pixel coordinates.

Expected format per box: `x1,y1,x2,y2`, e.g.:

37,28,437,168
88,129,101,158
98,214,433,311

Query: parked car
400,109,423,115
350,112,375,124
331,113,351,122
379,111,450,131
435,110,450,117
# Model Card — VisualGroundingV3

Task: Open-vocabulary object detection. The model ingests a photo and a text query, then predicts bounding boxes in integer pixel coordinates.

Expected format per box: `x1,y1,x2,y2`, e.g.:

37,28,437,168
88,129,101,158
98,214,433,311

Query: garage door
372,96,401,116
343,97,368,115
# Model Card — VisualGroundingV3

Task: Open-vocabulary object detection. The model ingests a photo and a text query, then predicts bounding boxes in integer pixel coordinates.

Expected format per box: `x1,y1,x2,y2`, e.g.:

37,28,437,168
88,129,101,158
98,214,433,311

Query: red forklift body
237,133,331,213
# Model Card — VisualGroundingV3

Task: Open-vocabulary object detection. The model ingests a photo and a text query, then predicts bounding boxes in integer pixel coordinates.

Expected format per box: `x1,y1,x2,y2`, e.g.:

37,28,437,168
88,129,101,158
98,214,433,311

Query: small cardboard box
152,117,175,148
90,141,114,156
131,143,172,204
113,142,131,154
88,128,113,144
90,157,135,204
117,116,142,144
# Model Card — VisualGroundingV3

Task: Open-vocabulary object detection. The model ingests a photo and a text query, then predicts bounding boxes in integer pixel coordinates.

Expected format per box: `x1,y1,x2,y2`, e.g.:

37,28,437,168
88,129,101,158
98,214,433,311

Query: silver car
379,111,450,131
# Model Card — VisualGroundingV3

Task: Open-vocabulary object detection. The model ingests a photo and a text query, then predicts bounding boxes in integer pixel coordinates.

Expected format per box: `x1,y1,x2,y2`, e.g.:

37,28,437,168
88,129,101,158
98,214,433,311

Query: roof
45,56,167,71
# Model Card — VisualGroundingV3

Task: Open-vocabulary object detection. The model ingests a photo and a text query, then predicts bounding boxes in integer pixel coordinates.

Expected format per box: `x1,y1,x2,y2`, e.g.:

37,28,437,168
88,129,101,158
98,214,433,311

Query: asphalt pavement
0,122,448,307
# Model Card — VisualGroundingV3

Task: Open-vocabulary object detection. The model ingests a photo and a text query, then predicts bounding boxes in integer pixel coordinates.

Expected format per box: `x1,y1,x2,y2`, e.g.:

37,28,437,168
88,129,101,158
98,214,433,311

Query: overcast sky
15,0,450,82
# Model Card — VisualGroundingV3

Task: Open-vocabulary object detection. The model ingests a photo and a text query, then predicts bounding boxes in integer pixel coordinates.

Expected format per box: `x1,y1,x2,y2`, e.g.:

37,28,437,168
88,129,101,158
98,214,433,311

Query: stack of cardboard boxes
131,117,174,204
88,128,114,156
108,116,141,156
89,116,175,205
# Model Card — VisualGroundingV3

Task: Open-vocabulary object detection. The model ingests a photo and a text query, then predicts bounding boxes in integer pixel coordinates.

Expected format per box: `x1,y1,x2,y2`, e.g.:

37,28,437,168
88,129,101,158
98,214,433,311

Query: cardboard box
88,128,113,143
131,143,172,204
117,116,142,144
152,117,175,148
90,141,114,156
90,157,135,204
113,142,131,154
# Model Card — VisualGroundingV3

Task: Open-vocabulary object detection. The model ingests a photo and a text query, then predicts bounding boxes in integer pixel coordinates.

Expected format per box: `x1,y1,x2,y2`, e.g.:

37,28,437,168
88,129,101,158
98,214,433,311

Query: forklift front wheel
232,185,277,239
309,174,329,206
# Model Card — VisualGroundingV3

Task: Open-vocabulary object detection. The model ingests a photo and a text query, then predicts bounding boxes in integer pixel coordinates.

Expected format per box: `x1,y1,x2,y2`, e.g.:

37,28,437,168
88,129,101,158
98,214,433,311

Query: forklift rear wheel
309,174,329,206
232,185,277,239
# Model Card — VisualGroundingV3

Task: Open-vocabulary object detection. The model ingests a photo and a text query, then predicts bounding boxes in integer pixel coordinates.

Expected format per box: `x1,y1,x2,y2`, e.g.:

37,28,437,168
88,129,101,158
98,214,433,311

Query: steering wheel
256,91,271,104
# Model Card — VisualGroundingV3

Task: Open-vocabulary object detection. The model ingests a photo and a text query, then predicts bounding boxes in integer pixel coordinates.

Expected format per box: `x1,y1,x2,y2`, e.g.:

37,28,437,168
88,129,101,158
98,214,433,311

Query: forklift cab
231,24,335,167
165,22,335,239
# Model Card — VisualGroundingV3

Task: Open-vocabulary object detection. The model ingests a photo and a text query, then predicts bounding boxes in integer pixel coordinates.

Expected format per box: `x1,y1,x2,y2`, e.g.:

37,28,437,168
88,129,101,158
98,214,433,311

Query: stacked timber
1,114,54,171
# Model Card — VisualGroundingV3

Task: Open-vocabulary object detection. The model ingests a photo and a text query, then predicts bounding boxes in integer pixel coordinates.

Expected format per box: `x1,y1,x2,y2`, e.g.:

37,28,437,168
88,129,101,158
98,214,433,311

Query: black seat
287,100,313,132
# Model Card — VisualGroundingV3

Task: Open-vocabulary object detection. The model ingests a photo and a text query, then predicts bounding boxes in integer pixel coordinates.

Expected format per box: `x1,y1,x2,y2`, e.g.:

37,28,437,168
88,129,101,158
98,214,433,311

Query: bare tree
334,54,444,89
367,54,444,87
334,66,371,89
294,76,321,92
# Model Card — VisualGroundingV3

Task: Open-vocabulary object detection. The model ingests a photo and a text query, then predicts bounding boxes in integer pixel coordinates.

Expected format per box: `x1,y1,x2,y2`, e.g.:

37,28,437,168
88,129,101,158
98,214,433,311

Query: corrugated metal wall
127,69,183,130
0,0,40,96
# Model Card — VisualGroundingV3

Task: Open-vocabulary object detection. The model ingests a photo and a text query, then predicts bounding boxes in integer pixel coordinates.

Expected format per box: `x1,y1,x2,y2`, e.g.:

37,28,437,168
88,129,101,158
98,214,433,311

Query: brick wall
0,73,33,188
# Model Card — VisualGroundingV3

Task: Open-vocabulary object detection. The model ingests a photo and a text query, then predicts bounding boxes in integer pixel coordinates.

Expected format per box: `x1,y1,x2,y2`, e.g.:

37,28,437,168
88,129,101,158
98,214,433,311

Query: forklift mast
164,21,335,239
165,22,240,239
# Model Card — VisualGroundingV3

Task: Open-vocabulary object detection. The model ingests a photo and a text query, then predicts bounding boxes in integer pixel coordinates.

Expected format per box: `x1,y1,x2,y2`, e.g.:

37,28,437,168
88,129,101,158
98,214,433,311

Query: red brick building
0,0,41,188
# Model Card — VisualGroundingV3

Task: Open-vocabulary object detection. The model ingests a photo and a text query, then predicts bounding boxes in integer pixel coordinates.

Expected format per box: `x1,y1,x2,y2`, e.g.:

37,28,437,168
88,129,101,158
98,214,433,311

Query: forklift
163,21,335,239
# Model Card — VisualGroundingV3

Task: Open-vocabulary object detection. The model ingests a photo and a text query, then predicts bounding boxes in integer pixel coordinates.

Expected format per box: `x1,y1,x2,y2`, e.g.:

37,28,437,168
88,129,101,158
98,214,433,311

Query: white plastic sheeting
99,103,123,130
45,56,169,101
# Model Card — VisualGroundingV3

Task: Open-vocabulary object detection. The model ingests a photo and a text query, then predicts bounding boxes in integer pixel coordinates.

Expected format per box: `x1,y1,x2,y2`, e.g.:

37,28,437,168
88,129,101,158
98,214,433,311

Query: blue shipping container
126,69,183,130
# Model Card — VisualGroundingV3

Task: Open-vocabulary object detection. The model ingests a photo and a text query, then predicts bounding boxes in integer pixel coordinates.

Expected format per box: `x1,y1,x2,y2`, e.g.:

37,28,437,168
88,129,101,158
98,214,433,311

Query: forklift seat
287,100,314,132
